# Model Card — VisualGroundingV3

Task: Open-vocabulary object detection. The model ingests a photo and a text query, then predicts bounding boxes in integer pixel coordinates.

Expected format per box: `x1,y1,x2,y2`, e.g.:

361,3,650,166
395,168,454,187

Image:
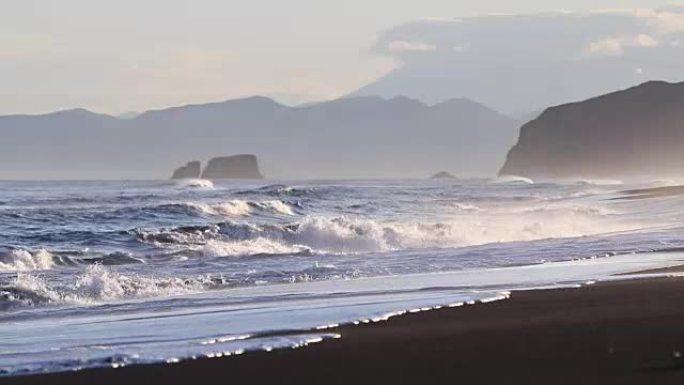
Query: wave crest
134,198,642,258
1,265,210,309
150,200,295,218
237,184,316,197
202,239,310,258
175,179,214,189
0,249,54,272
250,200,295,216
494,175,534,185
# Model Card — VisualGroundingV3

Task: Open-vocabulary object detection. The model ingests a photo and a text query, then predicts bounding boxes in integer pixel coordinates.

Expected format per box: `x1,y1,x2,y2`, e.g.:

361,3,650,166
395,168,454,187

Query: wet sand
5,277,684,385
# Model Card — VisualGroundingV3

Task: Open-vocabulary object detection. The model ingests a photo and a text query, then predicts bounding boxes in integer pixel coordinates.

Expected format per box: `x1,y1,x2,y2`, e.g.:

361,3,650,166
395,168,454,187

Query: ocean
1,178,684,376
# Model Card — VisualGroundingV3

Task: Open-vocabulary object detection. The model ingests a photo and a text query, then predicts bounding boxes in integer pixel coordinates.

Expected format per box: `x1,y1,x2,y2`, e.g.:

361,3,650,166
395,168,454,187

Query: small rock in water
431,171,457,180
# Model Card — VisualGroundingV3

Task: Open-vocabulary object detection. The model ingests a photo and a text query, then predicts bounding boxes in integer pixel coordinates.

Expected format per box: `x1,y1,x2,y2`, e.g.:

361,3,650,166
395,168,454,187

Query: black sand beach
5,276,684,385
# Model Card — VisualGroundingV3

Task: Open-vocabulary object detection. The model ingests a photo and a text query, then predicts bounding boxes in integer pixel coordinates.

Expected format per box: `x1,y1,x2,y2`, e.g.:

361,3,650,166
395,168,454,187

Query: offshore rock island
171,155,264,180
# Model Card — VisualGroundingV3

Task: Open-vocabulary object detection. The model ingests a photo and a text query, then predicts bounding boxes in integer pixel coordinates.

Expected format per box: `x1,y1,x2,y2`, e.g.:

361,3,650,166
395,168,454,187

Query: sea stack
171,161,201,179
431,171,457,180
499,81,684,179
201,154,264,179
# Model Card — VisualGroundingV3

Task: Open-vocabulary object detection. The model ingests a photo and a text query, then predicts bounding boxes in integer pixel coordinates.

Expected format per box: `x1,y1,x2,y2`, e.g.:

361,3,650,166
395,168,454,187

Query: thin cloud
361,7,684,113
588,38,625,56
587,34,660,56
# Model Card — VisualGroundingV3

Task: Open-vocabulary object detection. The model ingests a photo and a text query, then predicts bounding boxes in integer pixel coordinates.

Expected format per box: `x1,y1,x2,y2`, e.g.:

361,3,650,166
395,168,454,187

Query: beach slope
5,278,684,385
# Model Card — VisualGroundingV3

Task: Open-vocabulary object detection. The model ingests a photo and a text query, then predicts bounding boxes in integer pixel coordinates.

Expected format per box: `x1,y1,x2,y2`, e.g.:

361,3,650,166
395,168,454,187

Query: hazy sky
361,5,684,113
1,0,682,115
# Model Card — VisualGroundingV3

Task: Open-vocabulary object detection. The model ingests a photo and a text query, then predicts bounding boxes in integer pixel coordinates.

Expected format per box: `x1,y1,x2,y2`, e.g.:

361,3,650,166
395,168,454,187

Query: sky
360,5,684,114
1,0,682,115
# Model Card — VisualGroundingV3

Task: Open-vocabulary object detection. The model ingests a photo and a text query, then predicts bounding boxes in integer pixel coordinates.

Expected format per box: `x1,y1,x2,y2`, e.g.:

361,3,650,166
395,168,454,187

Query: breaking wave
494,175,535,185
277,208,641,252
0,265,209,309
143,199,295,218
236,184,317,198
573,178,624,186
175,179,214,189
201,238,310,258
0,249,54,272
250,200,295,215
0,248,153,272
134,201,648,257
213,200,252,216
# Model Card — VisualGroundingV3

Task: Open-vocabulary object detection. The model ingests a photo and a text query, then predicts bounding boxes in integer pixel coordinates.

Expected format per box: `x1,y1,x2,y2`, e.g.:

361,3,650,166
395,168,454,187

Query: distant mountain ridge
499,81,684,179
0,95,519,180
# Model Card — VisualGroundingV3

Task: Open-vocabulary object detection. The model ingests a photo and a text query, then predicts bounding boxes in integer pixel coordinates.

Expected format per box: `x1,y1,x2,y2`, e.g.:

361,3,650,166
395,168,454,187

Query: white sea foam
72,265,203,301
176,179,214,189
646,178,684,187
494,175,534,184
143,199,648,257
572,178,624,186
452,203,482,212
136,226,218,246
168,200,294,217
6,265,205,307
181,202,217,216
213,200,253,216
11,273,62,303
270,201,643,253
250,200,295,215
0,249,54,272
290,217,396,253
201,239,309,258
3,178,684,376
4,250,684,375
215,200,294,216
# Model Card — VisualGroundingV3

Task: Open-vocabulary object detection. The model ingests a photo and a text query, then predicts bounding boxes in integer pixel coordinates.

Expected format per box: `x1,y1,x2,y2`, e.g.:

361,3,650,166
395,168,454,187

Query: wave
210,200,251,216
155,202,218,216
571,178,624,186
134,200,647,257
134,225,221,245
204,200,295,217
645,179,684,188
236,184,316,198
280,210,637,252
174,179,215,189
0,265,209,309
134,224,308,258
0,255,354,310
0,248,156,272
496,176,622,187
55,251,147,266
201,238,311,258
497,203,618,217
140,199,296,218
451,203,482,212
493,175,534,185
249,200,295,215
618,185,684,200
0,249,54,272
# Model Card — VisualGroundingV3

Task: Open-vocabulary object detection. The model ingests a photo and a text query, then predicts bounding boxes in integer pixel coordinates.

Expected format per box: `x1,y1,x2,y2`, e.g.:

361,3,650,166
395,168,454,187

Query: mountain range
0,96,519,180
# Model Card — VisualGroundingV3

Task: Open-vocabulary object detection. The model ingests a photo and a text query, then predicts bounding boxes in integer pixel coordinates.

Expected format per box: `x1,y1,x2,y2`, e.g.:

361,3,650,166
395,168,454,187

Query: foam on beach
2,178,684,376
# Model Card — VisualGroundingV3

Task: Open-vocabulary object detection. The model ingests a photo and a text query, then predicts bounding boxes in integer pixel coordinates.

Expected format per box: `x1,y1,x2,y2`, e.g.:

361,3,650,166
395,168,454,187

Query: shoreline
5,276,684,384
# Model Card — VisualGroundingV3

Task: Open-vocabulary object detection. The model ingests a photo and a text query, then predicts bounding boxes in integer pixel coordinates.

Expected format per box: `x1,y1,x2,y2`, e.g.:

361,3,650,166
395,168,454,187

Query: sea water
2,178,684,375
